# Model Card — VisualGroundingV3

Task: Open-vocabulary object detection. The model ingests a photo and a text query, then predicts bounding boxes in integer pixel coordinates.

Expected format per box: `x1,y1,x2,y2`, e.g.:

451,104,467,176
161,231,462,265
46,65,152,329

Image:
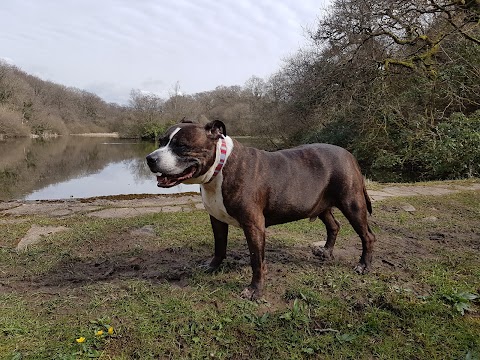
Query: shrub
0,106,29,137
422,111,480,179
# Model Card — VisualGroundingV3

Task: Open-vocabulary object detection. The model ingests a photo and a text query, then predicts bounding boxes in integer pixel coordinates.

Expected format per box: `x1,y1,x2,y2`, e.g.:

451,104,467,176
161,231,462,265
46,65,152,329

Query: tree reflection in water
0,136,198,200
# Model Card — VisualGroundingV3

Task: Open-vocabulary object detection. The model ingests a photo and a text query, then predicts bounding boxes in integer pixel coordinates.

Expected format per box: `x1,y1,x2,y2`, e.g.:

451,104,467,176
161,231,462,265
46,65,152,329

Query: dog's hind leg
312,208,340,261
338,198,375,274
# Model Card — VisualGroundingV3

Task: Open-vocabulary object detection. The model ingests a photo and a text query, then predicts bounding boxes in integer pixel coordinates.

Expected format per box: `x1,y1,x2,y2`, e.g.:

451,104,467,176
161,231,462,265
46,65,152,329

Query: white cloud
0,0,330,104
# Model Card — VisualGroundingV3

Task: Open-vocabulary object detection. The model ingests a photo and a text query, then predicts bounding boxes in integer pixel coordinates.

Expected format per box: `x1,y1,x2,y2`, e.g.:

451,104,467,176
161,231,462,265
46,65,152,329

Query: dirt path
1,181,479,250
1,182,479,221
367,182,480,201
0,194,204,221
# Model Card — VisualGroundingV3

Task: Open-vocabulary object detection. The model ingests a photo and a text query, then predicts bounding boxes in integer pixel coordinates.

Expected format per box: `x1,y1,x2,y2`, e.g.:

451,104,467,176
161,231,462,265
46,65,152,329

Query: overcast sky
1,0,330,104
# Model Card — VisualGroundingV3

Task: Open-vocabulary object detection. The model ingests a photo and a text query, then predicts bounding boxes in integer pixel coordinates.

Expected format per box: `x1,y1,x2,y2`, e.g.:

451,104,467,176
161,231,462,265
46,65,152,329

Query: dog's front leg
240,219,266,300
206,215,229,272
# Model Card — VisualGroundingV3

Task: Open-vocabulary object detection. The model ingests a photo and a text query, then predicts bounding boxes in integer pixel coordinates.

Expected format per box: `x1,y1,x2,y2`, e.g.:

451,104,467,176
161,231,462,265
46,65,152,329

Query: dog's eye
158,137,168,147
174,141,188,151
168,137,187,152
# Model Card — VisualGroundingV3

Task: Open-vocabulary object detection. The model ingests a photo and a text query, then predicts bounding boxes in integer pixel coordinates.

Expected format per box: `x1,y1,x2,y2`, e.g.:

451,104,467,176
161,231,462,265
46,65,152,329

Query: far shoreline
0,132,130,140
69,132,120,138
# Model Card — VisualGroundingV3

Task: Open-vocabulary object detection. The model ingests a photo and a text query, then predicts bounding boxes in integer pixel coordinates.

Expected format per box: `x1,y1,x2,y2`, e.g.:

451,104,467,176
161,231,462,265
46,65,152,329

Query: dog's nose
146,154,156,166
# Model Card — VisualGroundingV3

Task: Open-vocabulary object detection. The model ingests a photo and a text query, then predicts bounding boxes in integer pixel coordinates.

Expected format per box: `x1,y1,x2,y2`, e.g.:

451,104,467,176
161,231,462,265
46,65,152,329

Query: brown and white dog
146,120,375,299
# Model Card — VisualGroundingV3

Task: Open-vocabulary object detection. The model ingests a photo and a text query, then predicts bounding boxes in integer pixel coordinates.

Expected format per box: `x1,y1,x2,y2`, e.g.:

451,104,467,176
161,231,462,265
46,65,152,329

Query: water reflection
0,137,199,201
25,160,199,200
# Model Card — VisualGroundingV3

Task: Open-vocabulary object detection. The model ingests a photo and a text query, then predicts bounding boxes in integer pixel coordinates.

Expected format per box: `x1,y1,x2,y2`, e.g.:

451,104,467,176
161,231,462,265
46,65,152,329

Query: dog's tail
364,185,372,215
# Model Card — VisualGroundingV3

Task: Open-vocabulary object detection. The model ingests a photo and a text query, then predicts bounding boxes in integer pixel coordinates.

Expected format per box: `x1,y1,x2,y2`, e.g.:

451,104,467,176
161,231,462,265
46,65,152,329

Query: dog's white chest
201,176,240,227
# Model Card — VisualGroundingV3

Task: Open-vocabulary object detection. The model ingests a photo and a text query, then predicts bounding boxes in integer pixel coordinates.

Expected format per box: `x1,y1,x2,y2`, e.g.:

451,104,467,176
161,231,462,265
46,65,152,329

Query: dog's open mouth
156,165,197,188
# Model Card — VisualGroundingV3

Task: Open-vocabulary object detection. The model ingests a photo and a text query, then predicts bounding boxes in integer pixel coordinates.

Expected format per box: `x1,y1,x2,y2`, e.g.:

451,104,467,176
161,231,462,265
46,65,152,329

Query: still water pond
0,136,199,201
0,136,268,201
0,136,410,201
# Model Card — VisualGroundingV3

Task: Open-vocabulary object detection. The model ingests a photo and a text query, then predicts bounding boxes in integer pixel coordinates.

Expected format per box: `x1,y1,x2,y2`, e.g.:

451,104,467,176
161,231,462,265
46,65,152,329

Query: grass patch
0,191,479,359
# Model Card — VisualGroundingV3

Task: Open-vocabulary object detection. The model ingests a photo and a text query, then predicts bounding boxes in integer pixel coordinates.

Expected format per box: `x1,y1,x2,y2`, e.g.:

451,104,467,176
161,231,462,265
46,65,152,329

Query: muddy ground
0,181,479,302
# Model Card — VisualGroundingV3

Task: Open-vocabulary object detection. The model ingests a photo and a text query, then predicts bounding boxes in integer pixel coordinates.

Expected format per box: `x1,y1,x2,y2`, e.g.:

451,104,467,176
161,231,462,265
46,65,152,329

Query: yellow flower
107,327,114,335
76,337,86,343
95,330,104,336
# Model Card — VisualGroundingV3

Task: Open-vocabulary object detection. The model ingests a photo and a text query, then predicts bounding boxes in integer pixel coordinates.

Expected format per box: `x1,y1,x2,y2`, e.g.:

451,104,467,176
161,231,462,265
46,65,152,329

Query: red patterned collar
211,136,227,179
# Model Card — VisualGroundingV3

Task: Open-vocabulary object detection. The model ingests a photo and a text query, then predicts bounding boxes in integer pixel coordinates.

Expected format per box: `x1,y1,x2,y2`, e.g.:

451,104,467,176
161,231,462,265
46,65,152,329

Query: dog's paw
354,263,369,274
202,264,219,274
311,246,334,261
198,262,219,274
240,286,262,301
199,256,224,273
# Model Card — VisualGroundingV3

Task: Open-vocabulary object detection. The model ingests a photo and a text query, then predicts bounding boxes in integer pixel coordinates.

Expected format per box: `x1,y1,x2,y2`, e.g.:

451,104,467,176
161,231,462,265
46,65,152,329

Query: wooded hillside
0,62,264,139
0,63,128,137
1,0,479,180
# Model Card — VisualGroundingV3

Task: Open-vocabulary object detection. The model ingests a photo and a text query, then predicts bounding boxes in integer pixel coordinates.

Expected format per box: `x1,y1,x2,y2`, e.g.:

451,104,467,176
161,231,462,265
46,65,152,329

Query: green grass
0,191,479,359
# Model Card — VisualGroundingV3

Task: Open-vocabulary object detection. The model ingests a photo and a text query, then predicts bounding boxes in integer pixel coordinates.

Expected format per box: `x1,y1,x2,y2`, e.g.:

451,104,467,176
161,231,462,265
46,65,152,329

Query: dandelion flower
108,327,114,335
76,337,86,343
95,330,104,336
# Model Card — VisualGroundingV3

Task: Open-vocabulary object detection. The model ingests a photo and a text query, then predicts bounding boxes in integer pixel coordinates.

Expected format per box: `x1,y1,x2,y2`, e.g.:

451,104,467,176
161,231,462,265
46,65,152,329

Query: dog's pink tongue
157,175,166,186
157,175,176,187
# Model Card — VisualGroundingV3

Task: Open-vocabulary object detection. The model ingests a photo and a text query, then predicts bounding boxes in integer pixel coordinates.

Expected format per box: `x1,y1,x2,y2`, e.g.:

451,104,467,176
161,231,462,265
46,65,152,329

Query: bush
302,111,480,181
302,116,358,150
0,106,29,137
137,121,175,140
422,111,480,179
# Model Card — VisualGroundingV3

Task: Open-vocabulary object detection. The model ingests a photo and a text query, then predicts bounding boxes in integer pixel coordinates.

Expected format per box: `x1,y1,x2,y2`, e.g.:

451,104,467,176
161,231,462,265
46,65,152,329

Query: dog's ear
180,117,194,124
205,120,227,138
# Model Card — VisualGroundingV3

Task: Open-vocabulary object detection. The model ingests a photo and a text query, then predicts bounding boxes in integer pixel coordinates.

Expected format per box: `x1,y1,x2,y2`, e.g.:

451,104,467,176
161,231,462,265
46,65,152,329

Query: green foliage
362,111,480,180
279,298,311,325
443,290,479,316
299,51,480,181
139,121,174,140
302,116,358,150
422,111,480,179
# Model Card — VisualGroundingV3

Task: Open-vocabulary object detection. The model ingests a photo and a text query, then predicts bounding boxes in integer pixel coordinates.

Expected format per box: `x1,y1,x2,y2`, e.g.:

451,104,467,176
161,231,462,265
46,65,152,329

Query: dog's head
146,120,226,188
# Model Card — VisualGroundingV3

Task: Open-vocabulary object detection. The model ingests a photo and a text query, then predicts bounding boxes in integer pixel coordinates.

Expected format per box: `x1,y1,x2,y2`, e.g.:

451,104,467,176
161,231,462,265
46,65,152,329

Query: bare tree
313,0,479,71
